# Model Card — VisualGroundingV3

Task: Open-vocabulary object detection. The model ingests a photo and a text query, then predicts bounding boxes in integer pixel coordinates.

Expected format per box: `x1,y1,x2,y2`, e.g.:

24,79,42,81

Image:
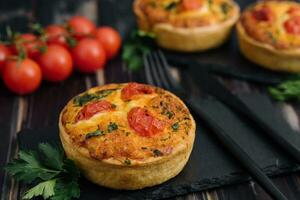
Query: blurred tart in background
134,0,240,52
237,1,300,73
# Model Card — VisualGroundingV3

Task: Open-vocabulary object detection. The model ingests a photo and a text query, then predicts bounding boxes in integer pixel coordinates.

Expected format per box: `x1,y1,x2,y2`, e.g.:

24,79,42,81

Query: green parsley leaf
5,143,81,200
172,122,180,131
50,179,80,200
39,143,64,170
23,179,56,200
107,122,118,133
122,30,156,72
5,151,60,183
269,77,300,102
85,129,105,139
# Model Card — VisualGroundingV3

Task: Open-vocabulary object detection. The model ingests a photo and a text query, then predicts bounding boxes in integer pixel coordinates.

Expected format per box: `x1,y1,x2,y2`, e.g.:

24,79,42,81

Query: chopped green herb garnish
124,158,131,165
172,122,180,131
96,89,117,99
266,31,277,45
85,129,105,139
141,147,148,150
221,2,231,15
111,104,117,109
125,132,131,136
107,122,118,133
73,93,98,106
73,89,117,106
165,2,178,10
153,149,163,157
4,143,80,200
161,136,170,141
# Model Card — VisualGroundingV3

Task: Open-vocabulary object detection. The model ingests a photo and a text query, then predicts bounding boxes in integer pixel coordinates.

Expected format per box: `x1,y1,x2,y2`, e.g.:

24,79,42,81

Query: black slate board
18,94,300,200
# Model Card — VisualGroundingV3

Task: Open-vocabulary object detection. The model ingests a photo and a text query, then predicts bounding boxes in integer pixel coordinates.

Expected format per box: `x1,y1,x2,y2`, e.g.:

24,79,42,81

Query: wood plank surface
1,0,300,199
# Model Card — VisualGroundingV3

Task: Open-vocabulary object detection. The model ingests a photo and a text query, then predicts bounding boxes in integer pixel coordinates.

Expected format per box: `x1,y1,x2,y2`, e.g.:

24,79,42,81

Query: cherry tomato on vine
71,38,106,73
11,33,43,59
94,27,122,60
0,44,12,75
68,16,96,39
3,58,42,95
38,44,73,82
45,25,69,48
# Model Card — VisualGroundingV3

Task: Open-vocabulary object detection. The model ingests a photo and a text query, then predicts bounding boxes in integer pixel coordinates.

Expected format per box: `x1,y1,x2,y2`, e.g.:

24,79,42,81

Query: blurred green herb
153,149,163,157
107,122,118,133
73,89,117,106
171,122,180,131
85,129,105,139
4,143,80,200
269,75,300,102
122,30,156,71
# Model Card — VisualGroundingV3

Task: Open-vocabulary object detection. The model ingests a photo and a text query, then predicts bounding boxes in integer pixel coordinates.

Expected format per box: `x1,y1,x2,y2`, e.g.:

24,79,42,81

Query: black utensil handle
187,102,288,200
237,101,300,164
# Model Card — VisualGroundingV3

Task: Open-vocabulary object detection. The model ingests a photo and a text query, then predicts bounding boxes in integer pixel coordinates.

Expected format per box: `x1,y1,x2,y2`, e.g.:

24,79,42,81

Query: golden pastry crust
237,1,300,73
133,0,240,52
59,83,196,189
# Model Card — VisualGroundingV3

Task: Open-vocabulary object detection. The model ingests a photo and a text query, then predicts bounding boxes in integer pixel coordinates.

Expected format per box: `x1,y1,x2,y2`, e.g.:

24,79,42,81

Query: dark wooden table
1,0,300,199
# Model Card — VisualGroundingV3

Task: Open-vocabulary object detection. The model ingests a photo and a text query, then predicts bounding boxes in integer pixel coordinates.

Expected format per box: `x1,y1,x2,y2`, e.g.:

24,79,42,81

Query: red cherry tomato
0,44,12,75
128,107,165,137
121,82,154,101
284,16,300,35
94,27,121,60
252,7,273,22
76,100,115,122
71,38,106,73
12,33,43,59
3,58,42,95
181,0,203,11
37,44,73,82
45,25,68,48
68,16,96,39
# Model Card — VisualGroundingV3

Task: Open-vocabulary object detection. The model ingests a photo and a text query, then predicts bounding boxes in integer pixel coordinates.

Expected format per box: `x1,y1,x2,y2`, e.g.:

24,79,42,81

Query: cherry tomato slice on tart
121,82,154,101
284,16,300,35
128,107,165,137
181,0,203,11
76,100,115,122
252,6,274,22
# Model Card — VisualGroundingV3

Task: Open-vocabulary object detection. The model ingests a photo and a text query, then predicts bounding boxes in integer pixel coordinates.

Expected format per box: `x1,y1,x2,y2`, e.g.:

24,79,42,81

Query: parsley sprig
4,143,80,200
269,75,300,102
122,30,156,71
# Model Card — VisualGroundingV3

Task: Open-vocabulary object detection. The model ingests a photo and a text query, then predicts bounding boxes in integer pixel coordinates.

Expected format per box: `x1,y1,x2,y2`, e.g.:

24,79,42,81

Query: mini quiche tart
59,83,196,190
237,1,300,73
133,0,240,52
